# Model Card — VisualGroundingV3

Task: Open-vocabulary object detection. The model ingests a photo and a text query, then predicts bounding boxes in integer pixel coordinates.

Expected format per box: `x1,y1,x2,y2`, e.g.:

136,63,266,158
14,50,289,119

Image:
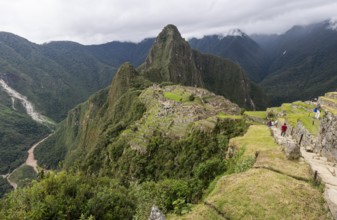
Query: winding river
0,79,54,189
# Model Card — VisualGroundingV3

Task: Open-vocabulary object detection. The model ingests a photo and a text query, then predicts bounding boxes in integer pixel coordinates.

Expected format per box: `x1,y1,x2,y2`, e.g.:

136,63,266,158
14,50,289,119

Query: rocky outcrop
316,111,337,162
149,205,165,220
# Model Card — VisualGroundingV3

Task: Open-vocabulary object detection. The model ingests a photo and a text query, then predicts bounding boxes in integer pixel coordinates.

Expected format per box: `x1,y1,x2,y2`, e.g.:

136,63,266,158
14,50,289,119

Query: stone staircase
301,148,337,219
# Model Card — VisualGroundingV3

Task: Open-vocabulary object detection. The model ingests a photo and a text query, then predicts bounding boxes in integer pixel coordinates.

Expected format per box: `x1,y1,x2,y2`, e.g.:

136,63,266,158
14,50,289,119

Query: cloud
0,0,336,44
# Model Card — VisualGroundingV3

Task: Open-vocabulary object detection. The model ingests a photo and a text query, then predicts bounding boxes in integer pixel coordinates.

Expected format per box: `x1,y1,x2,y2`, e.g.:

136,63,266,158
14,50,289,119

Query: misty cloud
0,0,336,44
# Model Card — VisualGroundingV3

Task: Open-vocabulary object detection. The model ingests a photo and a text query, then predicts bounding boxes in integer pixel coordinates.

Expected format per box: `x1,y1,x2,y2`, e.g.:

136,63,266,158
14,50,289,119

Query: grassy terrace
163,87,200,103
244,111,266,119
268,102,321,135
320,96,337,104
164,91,190,102
217,112,243,119
229,125,278,157
168,125,329,220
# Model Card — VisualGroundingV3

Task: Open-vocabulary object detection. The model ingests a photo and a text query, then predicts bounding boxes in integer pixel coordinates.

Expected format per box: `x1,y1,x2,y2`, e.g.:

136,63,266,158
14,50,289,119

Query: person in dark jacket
281,123,287,137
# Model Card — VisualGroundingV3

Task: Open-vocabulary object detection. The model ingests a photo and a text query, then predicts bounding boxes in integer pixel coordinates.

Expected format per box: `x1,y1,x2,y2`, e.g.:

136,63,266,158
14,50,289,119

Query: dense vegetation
0,117,249,219
0,32,116,121
0,172,136,220
0,178,12,198
30,57,253,219
0,103,49,174
8,165,37,188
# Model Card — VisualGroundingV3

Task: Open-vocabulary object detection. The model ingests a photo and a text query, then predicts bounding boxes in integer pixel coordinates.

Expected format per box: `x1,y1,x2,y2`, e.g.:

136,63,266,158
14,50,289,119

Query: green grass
217,112,243,119
323,105,337,115
281,103,292,112
164,91,189,102
169,124,328,220
203,169,328,220
292,101,315,109
163,86,201,103
320,96,337,104
229,125,279,158
244,111,266,119
267,101,322,135
8,165,36,188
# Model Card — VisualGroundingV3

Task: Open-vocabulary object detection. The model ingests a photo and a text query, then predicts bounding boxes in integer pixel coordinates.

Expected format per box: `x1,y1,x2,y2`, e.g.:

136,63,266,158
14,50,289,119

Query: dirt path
1,173,17,189
270,124,337,219
26,134,53,173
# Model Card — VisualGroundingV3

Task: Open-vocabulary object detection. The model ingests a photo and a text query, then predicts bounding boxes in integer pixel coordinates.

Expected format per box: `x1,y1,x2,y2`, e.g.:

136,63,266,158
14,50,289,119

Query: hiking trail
270,124,337,219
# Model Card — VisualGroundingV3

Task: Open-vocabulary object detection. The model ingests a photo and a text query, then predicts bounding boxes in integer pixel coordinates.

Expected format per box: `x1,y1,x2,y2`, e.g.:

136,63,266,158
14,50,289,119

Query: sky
0,0,336,45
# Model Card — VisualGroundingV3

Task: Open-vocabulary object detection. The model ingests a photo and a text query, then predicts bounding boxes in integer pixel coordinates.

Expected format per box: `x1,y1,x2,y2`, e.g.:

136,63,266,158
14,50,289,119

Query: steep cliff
140,25,267,110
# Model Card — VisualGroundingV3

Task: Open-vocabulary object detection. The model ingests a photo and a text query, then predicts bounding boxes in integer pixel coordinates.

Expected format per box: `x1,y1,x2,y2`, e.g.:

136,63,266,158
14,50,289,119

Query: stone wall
290,122,317,152
272,120,317,160
315,111,337,162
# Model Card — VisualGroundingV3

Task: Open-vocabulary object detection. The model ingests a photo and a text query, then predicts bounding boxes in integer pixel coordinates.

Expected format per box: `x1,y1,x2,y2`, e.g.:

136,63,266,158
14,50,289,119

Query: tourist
315,108,320,119
281,123,287,137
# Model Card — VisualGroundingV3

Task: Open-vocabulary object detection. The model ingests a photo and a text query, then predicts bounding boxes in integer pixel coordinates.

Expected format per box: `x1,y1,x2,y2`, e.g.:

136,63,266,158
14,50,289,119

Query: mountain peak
141,24,204,87
108,62,138,105
218,28,246,39
153,24,185,46
328,17,337,31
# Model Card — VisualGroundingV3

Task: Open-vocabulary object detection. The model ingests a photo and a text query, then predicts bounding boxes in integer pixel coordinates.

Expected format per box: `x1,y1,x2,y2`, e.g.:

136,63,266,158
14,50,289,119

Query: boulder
149,205,166,220
284,141,300,160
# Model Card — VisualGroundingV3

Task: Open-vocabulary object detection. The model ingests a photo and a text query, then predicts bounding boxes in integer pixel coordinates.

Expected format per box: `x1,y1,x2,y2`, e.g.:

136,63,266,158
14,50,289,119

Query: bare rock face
149,205,165,220
316,111,337,162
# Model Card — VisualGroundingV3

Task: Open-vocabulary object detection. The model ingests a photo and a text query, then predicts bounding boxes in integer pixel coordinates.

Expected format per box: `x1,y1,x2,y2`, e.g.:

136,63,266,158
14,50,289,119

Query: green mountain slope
0,32,116,121
256,20,337,105
36,24,267,170
189,30,268,82
0,22,335,219
0,102,49,174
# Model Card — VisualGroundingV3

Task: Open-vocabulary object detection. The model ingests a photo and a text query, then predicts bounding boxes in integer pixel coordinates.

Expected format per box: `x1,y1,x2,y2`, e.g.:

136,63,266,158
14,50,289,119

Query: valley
0,79,54,190
0,21,336,219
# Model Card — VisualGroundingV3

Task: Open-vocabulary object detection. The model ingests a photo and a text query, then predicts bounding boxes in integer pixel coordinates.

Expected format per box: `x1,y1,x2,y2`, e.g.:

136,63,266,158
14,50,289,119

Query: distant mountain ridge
0,32,116,121
188,19,337,105
255,19,337,105
189,29,268,82
3,19,335,111
35,24,267,170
